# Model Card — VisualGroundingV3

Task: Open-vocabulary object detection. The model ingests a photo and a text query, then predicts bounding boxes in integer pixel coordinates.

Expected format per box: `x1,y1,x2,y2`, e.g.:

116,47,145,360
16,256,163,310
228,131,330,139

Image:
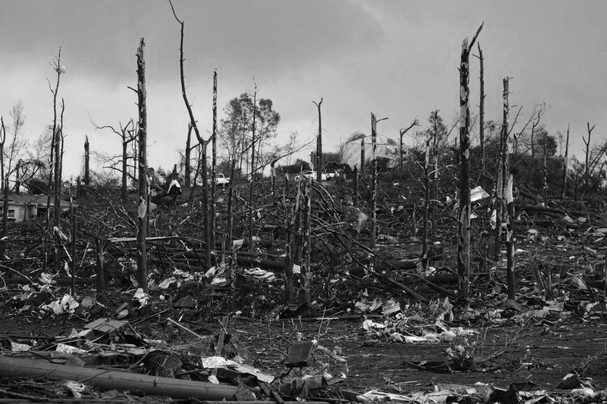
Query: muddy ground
1,184,607,402
1,279,607,403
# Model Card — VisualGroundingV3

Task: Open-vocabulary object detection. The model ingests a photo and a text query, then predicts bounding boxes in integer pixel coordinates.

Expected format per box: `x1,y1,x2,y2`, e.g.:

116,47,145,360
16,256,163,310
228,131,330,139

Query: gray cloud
1,0,384,83
2,0,607,178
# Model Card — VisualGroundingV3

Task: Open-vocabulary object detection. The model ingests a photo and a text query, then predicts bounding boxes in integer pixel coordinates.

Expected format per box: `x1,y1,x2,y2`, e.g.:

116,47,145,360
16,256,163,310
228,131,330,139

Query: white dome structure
340,135,399,169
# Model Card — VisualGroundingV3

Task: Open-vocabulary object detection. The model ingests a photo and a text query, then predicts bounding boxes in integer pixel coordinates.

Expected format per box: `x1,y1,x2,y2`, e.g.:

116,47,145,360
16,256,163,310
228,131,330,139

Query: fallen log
0,356,239,400
369,270,429,302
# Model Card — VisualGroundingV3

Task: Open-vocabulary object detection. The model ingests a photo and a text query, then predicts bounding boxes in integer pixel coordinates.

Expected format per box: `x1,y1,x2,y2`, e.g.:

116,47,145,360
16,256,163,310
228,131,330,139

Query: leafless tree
399,119,419,169
457,22,482,302
583,122,597,190
530,106,546,159
457,24,483,302
560,124,570,198
313,97,323,181
170,0,212,267
44,48,66,272
248,82,258,250
135,38,148,291
211,70,218,250
93,119,136,201
473,42,486,173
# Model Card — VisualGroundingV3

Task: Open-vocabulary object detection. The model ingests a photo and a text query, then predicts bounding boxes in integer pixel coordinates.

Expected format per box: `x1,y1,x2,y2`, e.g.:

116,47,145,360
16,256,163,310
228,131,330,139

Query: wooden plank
285,341,315,368
109,236,180,243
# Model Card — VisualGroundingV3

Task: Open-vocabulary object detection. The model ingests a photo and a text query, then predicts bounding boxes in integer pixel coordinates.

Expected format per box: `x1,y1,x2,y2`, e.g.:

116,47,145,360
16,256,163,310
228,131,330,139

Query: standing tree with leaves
218,92,280,174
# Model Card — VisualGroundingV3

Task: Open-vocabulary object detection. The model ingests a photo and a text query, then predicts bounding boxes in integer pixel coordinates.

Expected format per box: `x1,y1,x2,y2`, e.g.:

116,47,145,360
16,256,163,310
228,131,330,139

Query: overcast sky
1,0,606,179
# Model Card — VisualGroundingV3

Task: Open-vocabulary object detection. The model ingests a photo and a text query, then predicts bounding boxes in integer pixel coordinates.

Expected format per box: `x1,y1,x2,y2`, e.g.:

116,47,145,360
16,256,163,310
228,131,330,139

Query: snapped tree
44,48,66,273
92,119,136,201
170,0,212,267
457,22,483,303
135,38,148,291
399,119,419,170
313,97,323,181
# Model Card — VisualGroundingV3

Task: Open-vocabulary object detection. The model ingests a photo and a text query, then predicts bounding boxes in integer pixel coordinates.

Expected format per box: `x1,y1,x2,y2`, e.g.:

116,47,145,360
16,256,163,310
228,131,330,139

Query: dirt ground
1,288,607,403
1,185,607,402
193,314,607,395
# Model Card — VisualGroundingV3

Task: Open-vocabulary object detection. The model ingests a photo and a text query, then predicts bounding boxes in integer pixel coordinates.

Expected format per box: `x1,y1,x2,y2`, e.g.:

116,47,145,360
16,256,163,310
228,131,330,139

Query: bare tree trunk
422,134,431,264
457,23,483,303
136,38,148,292
132,134,138,189
170,2,211,267
500,77,516,300
211,70,218,251
531,118,537,159
493,142,503,262
44,48,63,273
286,181,303,305
360,137,365,179
200,146,211,267
54,102,65,228
561,124,570,198
431,109,439,230
248,85,257,251
14,160,21,195
314,98,323,182
399,119,419,170
583,122,596,192
0,119,6,259
542,134,548,200
225,157,238,264
52,102,65,272
353,166,358,207
285,208,294,305
302,177,312,305
476,42,486,174
399,129,405,170
70,192,77,296
94,237,106,296
122,137,128,202
505,169,516,299
270,160,277,196
371,113,377,250
59,109,65,203
84,136,90,186
184,123,192,187
370,114,387,253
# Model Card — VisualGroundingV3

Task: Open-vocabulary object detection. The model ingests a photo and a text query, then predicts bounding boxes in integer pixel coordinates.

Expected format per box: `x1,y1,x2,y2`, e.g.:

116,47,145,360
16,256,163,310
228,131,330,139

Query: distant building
340,135,399,169
0,194,74,223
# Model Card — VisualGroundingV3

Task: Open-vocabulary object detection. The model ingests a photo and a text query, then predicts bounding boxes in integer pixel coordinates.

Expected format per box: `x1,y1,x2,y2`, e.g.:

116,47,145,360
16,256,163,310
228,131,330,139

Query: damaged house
0,194,74,223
